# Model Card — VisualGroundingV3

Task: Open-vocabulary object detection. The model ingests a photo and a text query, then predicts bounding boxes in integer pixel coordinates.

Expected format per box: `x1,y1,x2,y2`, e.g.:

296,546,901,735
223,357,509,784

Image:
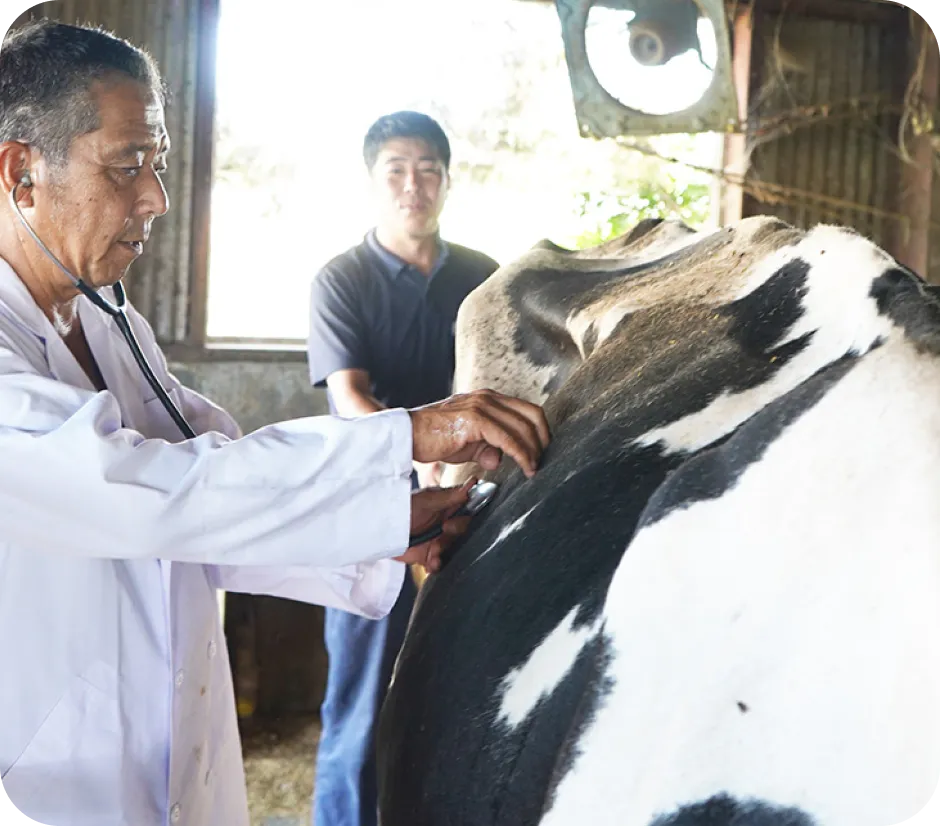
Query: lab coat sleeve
206,560,405,619
117,304,405,617
0,332,415,570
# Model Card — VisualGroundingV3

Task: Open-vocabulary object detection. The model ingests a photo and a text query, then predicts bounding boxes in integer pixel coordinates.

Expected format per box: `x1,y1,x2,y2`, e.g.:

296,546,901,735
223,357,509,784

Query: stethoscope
10,175,503,549
9,173,197,439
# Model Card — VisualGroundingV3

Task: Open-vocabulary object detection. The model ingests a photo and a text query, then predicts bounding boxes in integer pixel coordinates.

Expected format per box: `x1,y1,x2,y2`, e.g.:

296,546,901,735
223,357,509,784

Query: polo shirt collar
365,229,450,280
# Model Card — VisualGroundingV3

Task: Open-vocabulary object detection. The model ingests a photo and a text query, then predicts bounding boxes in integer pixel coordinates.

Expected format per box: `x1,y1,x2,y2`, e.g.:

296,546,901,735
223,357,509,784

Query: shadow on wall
169,358,332,721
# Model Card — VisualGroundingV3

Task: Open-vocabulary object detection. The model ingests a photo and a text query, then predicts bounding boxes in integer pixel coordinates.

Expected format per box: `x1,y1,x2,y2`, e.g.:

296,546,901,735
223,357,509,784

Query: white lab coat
0,258,412,826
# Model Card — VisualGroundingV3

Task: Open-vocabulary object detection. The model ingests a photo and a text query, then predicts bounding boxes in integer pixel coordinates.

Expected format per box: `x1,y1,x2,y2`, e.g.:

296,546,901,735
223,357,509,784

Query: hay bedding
241,715,320,825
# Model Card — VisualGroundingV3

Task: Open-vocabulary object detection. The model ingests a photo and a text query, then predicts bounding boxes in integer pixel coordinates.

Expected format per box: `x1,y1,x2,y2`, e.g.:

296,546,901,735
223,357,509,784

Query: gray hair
0,19,165,167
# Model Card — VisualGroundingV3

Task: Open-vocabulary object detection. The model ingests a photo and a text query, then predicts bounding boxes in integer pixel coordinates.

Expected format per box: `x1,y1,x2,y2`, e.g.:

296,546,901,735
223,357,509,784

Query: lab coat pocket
2,664,122,824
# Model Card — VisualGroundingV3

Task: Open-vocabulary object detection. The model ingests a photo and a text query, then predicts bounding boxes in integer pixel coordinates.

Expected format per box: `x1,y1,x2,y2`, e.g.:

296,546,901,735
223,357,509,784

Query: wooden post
720,2,754,226
894,15,939,280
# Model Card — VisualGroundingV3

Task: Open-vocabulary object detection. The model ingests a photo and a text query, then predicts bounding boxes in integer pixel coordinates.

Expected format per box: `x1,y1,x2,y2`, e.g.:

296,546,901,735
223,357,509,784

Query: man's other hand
409,389,551,479
395,481,475,573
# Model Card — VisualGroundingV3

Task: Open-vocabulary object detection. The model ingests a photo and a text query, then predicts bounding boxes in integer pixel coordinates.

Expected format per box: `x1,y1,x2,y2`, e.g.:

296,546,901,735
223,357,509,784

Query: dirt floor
241,715,320,826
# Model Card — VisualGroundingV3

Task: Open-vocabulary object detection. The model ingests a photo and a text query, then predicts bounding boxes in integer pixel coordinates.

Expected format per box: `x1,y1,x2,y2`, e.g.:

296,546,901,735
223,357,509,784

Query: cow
377,215,940,826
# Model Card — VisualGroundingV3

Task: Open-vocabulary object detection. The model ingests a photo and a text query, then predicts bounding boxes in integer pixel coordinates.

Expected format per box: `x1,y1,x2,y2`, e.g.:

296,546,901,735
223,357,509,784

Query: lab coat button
175,669,185,688
207,640,217,658
170,803,181,822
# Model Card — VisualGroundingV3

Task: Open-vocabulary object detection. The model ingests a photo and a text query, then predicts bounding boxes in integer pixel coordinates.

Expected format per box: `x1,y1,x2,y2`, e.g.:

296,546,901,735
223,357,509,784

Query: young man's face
370,137,449,241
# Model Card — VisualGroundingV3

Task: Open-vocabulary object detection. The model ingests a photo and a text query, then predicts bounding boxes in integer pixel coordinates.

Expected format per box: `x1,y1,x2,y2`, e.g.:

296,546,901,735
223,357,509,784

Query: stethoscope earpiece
19,171,32,188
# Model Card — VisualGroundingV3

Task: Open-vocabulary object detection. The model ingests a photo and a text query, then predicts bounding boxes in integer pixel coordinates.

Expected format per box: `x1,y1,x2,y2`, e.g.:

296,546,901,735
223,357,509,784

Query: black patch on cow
650,794,817,826
737,701,749,713
505,263,620,394
540,633,614,814
870,266,940,354
724,259,809,355
638,354,859,529
497,633,616,825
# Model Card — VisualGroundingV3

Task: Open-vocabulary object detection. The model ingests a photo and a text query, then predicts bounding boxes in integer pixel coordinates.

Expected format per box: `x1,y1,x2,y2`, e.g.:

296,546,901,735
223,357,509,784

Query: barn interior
4,0,939,823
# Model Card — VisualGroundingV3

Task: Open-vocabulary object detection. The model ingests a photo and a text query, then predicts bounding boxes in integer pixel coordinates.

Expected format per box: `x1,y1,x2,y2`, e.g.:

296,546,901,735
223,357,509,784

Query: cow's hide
377,216,940,826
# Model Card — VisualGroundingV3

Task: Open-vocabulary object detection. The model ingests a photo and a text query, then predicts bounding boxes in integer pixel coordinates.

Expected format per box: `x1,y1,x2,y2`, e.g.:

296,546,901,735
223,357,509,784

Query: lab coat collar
0,255,52,340
0,256,119,395
0,255,121,337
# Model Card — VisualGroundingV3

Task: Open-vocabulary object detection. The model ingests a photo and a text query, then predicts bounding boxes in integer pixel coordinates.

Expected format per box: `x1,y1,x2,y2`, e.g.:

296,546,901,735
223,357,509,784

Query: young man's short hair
363,111,451,172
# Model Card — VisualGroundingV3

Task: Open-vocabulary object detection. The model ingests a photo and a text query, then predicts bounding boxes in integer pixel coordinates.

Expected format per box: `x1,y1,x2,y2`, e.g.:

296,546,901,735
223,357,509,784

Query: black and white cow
377,216,940,826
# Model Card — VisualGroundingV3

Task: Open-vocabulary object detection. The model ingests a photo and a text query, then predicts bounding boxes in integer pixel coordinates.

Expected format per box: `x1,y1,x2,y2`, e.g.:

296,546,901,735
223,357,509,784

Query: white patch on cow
638,228,895,455
472,506,535,566
594,306,632,345
565,313,596,358
566,306,635,356
498,607,602,729
541,336,940,826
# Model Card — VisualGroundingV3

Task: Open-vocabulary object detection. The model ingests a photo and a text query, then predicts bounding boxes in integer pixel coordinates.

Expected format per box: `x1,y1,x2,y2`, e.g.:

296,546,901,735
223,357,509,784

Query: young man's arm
327,367,442,486
309,269,444,485
308,267,379,411
326,367,384,417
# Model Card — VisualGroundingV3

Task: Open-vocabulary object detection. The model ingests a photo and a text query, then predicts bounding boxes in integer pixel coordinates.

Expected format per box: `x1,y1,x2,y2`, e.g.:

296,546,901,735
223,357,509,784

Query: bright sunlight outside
207,0,723,341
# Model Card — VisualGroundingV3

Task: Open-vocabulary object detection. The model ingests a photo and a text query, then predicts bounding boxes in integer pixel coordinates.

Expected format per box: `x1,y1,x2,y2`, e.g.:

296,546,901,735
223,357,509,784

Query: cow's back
379,216,940,826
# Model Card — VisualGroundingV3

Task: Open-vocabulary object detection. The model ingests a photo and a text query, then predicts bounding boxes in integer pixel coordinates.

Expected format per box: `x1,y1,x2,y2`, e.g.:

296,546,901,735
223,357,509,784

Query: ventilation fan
556,0,738,135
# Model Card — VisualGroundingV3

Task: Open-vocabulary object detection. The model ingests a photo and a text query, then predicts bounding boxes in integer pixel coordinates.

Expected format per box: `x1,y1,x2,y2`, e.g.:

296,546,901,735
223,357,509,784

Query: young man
307,111,500,826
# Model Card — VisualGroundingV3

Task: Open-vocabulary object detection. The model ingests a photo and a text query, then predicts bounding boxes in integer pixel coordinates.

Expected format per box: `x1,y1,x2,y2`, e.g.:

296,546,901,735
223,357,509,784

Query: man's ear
0,141,37,207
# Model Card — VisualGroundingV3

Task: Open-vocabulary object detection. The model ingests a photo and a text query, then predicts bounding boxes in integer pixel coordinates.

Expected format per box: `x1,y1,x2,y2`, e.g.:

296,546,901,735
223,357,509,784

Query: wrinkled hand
409,390,551,479
395,481,475,574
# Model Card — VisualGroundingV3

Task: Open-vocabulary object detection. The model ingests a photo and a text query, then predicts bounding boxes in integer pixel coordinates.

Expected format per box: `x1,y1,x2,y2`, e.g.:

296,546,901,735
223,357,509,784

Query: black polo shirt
307,230,499,412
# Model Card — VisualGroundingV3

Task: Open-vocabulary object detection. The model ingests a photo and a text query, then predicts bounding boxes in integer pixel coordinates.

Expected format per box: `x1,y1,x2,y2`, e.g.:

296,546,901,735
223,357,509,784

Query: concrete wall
169,359,329,434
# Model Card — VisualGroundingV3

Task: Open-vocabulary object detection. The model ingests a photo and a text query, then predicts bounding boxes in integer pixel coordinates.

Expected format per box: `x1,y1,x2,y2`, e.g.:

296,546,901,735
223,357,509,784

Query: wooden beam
720,2,754,224
185,0,219,349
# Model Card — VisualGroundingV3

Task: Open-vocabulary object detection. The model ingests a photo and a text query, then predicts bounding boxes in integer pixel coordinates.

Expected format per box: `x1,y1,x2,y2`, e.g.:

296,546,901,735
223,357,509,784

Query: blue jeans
312,570,418,826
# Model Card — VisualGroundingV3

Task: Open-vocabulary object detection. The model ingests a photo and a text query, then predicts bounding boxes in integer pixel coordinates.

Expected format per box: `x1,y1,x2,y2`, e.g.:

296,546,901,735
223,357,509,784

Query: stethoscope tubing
9,183,197,439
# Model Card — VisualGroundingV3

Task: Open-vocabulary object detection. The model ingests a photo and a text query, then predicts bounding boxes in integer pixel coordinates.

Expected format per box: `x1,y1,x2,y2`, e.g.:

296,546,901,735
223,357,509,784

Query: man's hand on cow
396,481,475,573
408,389,551,479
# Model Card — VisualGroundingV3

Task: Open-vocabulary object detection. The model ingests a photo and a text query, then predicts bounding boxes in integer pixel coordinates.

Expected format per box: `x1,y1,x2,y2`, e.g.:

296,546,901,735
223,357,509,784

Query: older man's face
35,78,169,290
